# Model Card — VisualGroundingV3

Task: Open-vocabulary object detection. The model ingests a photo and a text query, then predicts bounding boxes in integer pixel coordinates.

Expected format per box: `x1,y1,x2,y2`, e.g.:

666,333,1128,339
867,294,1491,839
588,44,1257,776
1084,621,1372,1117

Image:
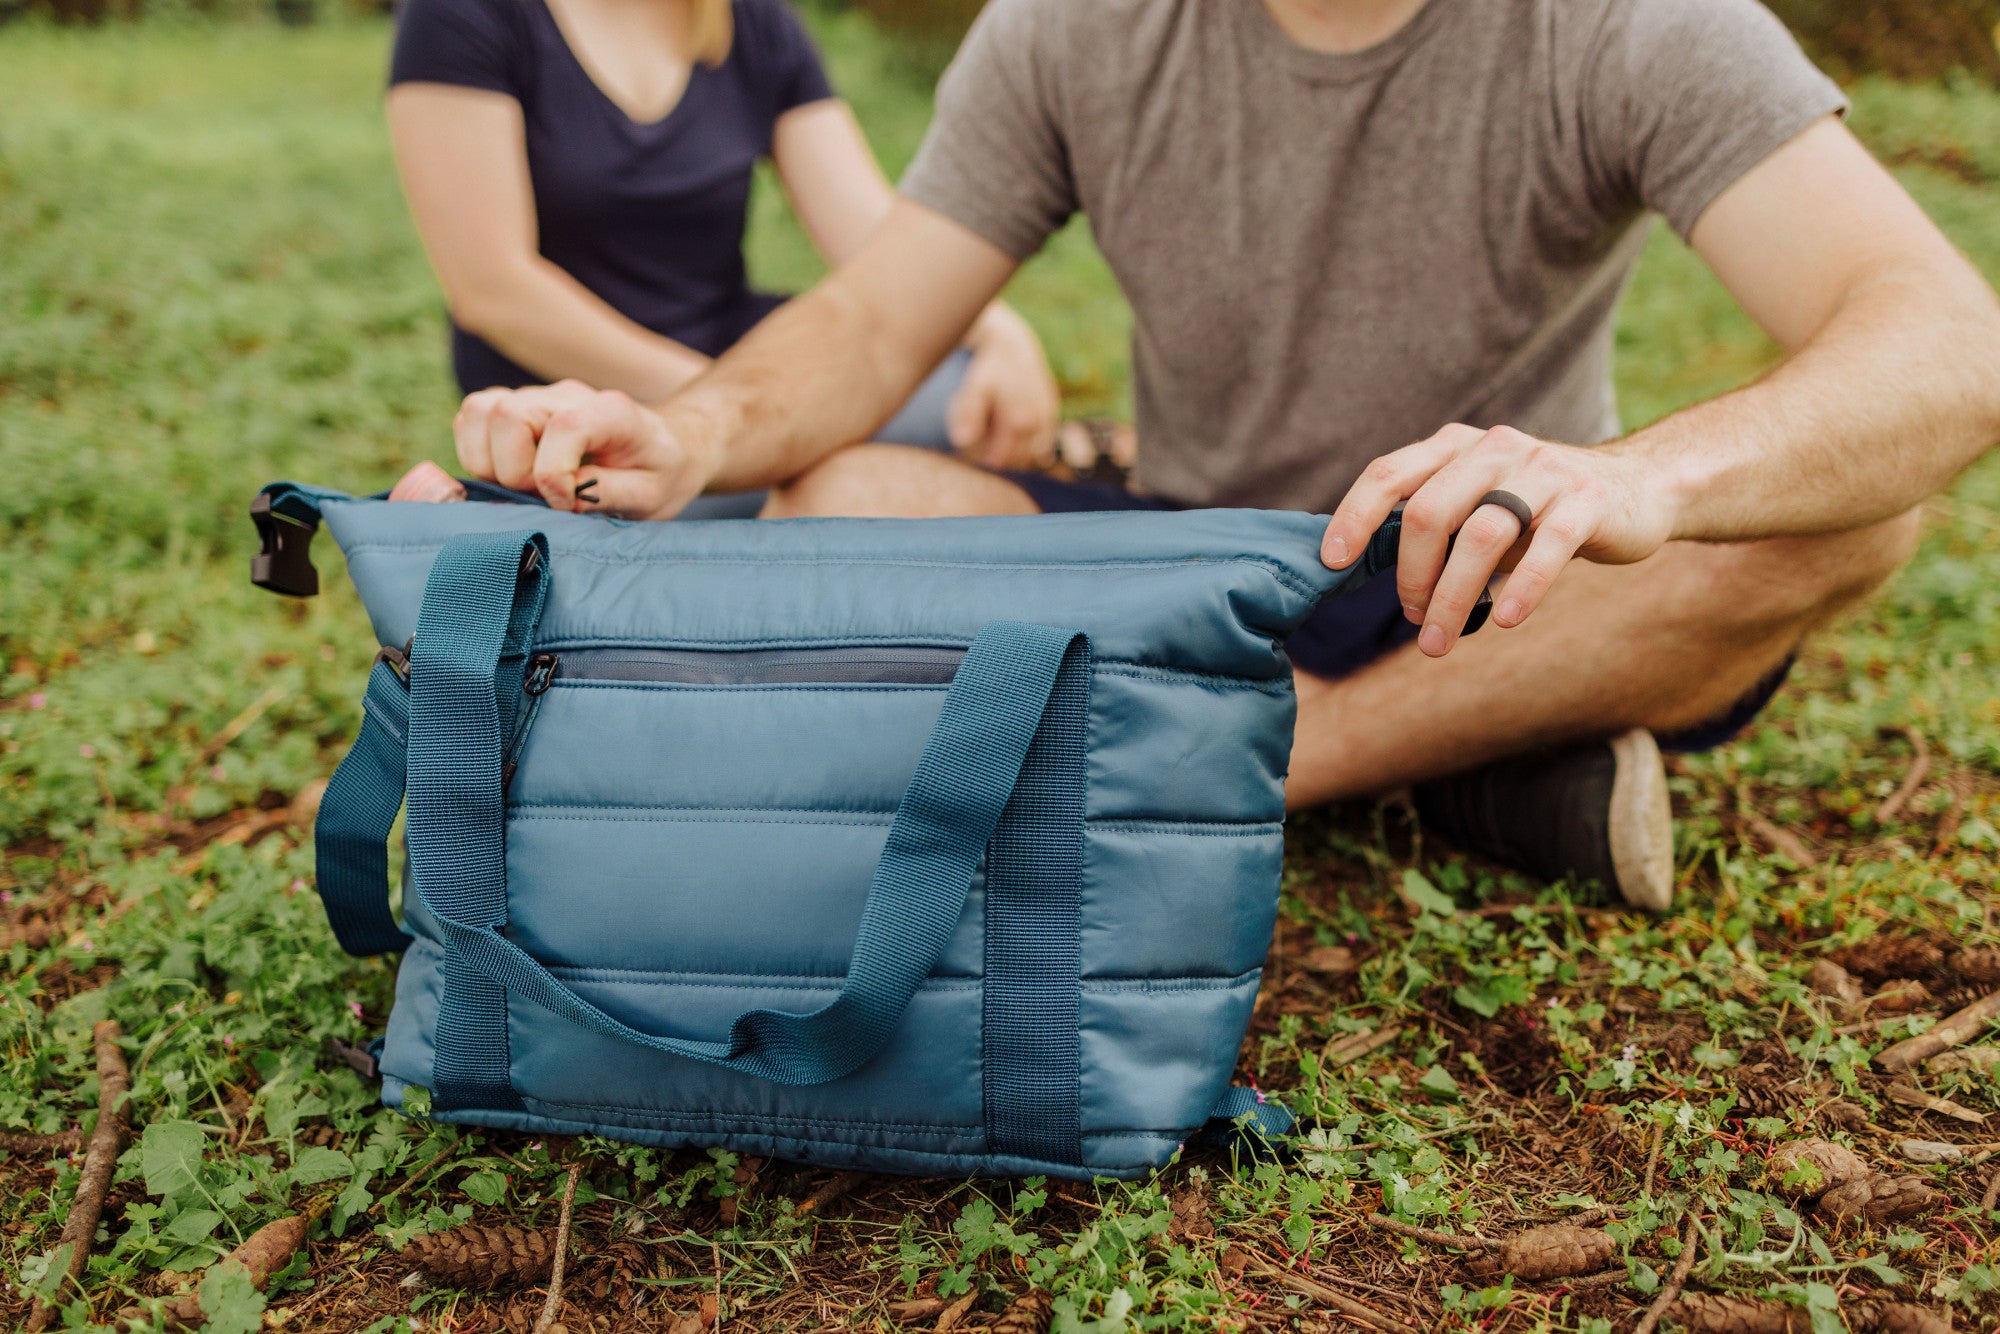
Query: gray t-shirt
901,0,1846,511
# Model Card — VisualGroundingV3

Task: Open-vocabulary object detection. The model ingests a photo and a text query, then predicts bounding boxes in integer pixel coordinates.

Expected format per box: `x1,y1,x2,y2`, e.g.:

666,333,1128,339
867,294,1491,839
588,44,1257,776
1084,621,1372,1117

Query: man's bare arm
453,201,1022,516
1637,116,2000,538
1323,116,2000,656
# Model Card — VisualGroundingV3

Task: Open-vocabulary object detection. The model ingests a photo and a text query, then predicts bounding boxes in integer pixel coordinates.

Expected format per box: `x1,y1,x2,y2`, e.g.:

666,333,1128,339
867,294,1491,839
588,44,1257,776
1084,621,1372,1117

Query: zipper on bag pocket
501,651,559,790
498,646,965,789
544,645,968,688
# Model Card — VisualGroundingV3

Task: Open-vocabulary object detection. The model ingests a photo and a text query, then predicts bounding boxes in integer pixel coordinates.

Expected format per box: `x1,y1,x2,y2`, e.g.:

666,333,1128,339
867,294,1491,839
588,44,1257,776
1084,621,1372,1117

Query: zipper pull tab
504,652,559,793
524,652,559,696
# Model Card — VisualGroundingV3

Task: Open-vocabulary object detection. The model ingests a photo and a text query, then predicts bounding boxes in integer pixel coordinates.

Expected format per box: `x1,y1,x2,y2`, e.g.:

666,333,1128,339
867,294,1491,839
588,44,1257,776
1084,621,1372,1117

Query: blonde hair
689,0,734,66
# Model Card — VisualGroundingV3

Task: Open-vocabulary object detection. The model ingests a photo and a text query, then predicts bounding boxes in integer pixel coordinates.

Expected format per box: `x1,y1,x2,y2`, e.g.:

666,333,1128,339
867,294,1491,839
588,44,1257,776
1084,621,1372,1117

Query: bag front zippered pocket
502,645,967,791
543,645,967,688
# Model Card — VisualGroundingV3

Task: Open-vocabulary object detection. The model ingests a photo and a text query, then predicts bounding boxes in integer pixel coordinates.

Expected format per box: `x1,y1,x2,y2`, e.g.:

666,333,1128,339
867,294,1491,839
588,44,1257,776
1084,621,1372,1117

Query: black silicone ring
1475,489,1534,531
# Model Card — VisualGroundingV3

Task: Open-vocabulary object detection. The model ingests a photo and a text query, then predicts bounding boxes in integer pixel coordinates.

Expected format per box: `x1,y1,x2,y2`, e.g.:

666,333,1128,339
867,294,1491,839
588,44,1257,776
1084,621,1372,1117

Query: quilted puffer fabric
288,485,1358,1179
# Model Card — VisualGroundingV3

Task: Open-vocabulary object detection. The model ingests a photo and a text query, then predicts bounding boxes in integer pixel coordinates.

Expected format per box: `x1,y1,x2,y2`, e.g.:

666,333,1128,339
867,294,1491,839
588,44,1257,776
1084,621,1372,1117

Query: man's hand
947,304,1060,470
452,380,721,518
1321,424,1675,657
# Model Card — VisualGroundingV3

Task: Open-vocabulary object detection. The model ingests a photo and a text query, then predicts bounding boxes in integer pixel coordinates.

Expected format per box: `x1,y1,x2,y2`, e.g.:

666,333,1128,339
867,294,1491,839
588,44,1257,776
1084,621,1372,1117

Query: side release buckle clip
250,492,321,598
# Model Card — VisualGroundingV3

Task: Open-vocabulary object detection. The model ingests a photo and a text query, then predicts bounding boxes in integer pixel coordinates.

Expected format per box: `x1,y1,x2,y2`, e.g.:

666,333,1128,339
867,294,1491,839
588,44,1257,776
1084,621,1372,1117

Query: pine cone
1665,1293,1808,1334
1765,1139,1871,1201
1856,1302,1953,1334
1461,1224,1615,1282
586,1237,658,1309
1818,1174,1945,1223
407,1224,556,1289
1833,937,1944,986
991,1289,1054,1334
1950,945,2000,985
1168,1184,1209,1243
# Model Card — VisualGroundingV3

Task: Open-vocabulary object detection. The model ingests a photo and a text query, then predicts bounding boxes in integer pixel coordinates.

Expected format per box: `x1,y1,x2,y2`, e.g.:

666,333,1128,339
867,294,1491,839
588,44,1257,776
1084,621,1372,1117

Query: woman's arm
387,82,712,401
768,98,895,266
771,99,1059,466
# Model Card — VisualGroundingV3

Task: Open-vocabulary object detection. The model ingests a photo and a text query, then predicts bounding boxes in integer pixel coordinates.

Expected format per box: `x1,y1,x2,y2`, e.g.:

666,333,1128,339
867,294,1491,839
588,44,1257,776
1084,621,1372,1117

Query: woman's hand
947,304,1060,470
388,460,468,503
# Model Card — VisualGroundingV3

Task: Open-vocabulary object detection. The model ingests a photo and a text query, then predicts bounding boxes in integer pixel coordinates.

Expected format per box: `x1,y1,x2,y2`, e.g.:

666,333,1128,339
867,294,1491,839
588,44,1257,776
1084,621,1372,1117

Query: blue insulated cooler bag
253,481,1429,1180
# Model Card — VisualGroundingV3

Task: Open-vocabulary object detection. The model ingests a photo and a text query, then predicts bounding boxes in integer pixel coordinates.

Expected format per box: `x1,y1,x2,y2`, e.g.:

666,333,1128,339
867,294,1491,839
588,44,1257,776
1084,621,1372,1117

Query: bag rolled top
261,480,1398,1179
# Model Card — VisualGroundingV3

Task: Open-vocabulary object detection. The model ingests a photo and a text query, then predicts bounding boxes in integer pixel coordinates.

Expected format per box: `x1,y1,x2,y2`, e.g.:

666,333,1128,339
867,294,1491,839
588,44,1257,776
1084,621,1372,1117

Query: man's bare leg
767,442,1921,812
761,443,1038,518
1288,509,1923,806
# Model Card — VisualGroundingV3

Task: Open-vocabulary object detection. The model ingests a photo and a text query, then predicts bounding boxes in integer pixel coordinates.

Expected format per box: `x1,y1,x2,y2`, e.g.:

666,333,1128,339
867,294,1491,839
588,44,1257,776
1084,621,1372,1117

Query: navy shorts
1005,471,1788,753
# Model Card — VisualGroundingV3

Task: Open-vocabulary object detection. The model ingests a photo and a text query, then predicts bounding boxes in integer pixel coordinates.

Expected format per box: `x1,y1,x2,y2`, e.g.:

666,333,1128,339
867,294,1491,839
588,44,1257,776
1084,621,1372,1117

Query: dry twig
1235,1251,1403,1334
197,686,286,769
1322,1024,1403,1068
1874,727,1931,824
935,1290,979,1333
531,1160,583,1334
1876,988,2000,1073
1885,1082,1987,1124
1643,1120,1664,1199
26,1020,129,1334
1361,1212,1492,1249
1746,814,1820,869
0,1127,83,1154
138,1214,309,1329
1632,1210,1702,1334
796,1170,871,1217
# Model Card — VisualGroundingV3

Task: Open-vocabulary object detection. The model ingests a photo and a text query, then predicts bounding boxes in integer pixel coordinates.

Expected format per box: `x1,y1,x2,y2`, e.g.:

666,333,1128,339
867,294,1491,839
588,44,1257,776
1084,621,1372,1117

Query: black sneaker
1410,728,1674,911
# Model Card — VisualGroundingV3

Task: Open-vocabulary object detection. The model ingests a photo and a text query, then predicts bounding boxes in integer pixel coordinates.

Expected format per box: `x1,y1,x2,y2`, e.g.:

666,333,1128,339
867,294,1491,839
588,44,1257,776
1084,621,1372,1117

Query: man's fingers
566,464,675,521
529,388,692,516
487,405,543,492
456,385,580,489
1416,501,1529,654
1492,504,1590,628
1393,458,1523,619
1393,428,1556,617
453,390,502,480
1322,424,1482,571
947,376,994,455
531,396,623,510
993,400,1049,470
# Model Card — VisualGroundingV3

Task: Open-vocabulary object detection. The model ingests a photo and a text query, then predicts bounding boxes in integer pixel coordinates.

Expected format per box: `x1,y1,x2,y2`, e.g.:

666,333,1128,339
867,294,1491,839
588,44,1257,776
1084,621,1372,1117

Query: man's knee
1705,508,1922,634
763,445,909,518
762,444,1037,519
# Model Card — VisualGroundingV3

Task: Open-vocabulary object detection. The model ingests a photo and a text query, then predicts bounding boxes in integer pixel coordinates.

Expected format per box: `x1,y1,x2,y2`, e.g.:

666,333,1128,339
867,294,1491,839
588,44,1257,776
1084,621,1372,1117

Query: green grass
2,15,1999,1333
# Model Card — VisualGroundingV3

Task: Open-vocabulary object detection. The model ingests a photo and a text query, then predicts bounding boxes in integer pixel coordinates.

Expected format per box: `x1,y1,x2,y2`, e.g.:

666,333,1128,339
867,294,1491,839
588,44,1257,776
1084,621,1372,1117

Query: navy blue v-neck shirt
390,0,834,393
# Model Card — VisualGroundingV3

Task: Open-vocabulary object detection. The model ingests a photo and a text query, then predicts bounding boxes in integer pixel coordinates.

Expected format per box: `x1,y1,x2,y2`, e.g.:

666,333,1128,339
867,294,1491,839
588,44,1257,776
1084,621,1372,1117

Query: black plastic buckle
328,1036,380,1081
250,493,321,598
374,637,413,682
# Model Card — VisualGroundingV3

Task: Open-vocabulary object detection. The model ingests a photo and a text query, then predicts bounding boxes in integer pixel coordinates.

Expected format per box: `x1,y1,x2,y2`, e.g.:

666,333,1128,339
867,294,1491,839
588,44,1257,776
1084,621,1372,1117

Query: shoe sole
1607,728,1674,912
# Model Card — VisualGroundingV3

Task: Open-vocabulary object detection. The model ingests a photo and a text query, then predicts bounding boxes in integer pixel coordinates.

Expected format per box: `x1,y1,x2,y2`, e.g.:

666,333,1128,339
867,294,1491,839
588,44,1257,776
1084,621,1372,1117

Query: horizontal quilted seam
553,680,950,694
503,806,1280,833
338,540,1325,601
510,1091,1199,1146
416,1100,1188,1178
540,964,1261,990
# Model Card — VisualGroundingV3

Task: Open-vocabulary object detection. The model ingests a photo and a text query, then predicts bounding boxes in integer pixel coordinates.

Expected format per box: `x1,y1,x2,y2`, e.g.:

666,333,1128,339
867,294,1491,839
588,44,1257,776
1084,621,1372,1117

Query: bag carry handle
321,527,1090,1088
